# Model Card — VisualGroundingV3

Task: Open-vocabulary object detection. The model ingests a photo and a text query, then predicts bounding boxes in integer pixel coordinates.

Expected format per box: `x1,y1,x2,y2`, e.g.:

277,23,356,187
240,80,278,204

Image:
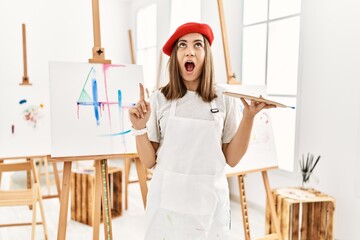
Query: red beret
162,22,214,56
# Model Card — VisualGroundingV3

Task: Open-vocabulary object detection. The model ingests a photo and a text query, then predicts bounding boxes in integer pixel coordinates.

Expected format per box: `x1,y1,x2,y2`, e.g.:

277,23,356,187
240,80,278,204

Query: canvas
0,82,51,158
49,62,143,157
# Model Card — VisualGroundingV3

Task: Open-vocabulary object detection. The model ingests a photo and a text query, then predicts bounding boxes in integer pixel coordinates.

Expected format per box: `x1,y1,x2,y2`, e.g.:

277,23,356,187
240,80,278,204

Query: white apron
145,99,231,240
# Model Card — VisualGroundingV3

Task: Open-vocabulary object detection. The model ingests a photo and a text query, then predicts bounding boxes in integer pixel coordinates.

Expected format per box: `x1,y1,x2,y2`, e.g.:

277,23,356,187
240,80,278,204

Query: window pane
136,47,157,94
136,4,157,48
170,0,201,32
242,24,267,86
243,0,268,25
269,0,301,19
268,96,296,171
267,17,300,95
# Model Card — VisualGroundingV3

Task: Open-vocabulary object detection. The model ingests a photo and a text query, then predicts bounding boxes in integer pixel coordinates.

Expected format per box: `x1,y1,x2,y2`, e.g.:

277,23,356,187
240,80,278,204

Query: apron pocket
160,171,217,216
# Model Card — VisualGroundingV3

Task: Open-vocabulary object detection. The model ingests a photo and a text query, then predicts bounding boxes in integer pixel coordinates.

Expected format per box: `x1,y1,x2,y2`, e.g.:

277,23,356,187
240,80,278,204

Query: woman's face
176,33,205,91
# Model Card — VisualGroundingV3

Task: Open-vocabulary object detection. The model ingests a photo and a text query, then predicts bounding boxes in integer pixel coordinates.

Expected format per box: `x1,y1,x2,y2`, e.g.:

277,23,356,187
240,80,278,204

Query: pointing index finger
139,83,145,101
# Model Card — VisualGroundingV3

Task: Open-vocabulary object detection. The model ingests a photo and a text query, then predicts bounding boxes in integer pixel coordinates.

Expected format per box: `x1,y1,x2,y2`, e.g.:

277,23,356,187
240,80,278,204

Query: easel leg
57,161,72,240
101,159,113,240
124,158,132,210
93,160,102,240
134,157,148,209
27,158,32,210
238,175,251,240
31,159,49,240
262,171,283,240
43,157,51,194
0,160,3,186
52,161,61,201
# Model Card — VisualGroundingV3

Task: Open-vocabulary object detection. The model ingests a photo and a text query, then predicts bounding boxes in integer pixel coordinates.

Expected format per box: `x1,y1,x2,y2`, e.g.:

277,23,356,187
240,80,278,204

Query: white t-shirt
147,86,241,150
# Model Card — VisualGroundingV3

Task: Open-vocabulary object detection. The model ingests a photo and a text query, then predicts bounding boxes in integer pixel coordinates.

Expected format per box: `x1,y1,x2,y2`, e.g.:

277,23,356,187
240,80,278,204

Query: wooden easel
228,170,282,240
217,0,282,239
88,0,111,64
50,2,148,239
217,0,239,84
20,23,31,86
226,168,282,240
50,154,148,240
128,29,136,65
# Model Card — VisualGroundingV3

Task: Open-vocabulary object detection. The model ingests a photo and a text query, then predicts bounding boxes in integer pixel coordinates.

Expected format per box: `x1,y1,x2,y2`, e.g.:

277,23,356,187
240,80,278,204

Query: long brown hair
161,37,217,102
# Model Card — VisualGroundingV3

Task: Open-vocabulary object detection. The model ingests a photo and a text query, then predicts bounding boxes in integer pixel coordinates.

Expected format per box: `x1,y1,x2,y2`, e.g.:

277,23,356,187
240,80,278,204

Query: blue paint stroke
92,78,100,125
99,129,131,137
19,99,27,104
118,89,122,127
77,102,98,106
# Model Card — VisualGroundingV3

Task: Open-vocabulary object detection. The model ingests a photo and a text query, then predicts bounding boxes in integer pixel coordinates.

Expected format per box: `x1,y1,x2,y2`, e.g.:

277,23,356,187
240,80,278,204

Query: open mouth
185,61,195,72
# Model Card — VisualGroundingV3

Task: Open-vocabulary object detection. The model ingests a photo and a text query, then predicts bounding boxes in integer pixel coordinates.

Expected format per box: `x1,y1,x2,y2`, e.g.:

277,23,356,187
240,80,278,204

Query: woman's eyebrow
178,39,204,43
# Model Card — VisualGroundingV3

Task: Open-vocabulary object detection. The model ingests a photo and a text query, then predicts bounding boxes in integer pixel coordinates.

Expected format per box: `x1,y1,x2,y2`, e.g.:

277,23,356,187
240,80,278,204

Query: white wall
296,0,360,238
0,0,131,92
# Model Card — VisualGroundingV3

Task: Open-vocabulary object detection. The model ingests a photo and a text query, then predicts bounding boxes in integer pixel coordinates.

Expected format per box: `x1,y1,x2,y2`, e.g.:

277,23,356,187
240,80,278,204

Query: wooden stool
70,166,122,226
0,159,48,240
266,187,335,240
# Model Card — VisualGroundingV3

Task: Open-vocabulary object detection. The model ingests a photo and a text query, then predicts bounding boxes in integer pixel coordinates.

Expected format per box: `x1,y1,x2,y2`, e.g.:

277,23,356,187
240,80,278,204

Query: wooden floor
0,161,266,240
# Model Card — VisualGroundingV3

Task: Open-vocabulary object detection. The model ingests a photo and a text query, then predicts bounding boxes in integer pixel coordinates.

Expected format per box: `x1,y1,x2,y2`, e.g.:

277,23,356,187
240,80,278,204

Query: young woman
129,22,274,239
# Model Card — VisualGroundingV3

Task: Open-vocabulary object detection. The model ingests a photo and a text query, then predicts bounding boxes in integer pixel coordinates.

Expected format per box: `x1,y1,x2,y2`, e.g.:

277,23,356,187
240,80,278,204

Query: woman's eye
195,42,203,48
178,42,186,48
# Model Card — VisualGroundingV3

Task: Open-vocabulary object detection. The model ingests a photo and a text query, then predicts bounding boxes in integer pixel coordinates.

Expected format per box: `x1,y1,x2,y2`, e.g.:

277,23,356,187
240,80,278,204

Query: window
241,0,301,171
136,4,157,94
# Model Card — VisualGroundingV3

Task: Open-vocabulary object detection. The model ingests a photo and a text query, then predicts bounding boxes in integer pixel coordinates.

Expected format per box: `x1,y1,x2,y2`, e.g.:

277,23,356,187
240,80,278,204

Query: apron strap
210,101,219,113
170,100,177,117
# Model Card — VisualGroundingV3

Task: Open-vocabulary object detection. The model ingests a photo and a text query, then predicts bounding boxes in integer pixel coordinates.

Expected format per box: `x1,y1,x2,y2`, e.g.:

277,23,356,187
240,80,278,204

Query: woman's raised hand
129,83,151,129
240,95,276,119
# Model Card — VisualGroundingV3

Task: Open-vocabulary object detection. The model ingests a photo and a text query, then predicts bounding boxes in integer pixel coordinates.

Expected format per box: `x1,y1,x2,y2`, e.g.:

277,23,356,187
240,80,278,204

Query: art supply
299,153,321,189
11,125,15,134
223,91,295,109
